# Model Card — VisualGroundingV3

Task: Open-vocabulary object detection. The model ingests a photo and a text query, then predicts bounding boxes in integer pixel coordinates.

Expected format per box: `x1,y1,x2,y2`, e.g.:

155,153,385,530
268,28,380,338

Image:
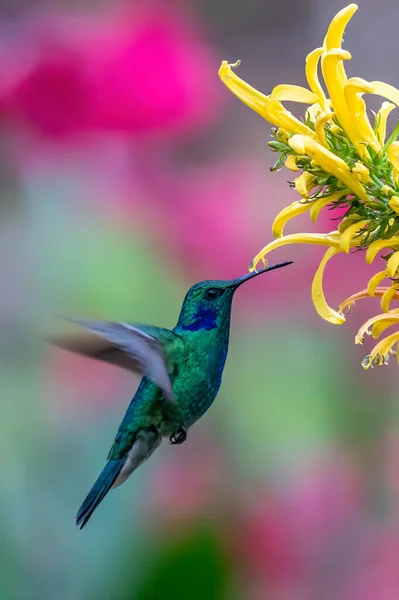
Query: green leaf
129,526,233,600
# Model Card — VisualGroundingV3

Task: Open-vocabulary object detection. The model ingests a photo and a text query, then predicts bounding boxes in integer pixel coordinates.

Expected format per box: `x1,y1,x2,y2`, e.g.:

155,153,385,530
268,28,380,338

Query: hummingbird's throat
181,306,218,332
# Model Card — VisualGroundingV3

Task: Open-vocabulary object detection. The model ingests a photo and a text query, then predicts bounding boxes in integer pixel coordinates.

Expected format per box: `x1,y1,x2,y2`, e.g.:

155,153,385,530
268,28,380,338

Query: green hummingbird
51,262,292,528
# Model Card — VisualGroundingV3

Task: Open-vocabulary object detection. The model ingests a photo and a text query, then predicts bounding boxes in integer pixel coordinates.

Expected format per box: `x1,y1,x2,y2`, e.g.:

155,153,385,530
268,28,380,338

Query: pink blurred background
1,1,399,599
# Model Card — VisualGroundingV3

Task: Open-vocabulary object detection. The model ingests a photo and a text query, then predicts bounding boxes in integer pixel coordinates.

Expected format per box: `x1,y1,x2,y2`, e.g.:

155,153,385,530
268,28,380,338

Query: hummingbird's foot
169,427,187,445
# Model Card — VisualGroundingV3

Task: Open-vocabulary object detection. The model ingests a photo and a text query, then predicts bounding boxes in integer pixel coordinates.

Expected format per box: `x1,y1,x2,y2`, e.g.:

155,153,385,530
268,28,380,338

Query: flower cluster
219,3,399,369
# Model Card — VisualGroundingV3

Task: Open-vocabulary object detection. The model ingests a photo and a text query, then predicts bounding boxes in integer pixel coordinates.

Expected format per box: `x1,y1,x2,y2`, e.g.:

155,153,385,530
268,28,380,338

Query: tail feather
76,458,126,529
76,427,162,529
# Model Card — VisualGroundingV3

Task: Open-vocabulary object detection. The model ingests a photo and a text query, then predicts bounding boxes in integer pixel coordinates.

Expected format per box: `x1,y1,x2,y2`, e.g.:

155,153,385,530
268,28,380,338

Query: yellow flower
218,3,399,369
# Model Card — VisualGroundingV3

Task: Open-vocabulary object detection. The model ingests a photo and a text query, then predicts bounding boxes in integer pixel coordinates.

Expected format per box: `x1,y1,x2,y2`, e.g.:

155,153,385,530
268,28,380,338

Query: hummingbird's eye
205,288,221,300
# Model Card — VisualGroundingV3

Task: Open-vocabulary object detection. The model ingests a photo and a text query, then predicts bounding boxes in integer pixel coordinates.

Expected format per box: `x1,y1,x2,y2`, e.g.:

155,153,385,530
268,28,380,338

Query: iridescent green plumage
56,263,292,528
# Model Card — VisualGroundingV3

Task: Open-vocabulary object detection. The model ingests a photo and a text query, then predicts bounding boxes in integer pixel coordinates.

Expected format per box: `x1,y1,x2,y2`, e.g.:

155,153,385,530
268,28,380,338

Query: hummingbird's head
176,261,293,332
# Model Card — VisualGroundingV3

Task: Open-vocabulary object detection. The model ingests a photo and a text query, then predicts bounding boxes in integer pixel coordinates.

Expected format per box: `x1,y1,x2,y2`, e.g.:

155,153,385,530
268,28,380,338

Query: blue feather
76,458,126,529
181,306,217,332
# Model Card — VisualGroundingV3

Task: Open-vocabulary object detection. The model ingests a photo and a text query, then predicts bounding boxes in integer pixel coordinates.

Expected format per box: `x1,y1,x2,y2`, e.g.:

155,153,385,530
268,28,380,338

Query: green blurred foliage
129,526,233,600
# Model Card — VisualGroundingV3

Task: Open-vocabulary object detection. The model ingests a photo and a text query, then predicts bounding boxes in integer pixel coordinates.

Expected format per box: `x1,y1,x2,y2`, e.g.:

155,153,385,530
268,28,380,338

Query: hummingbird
51,261,292,528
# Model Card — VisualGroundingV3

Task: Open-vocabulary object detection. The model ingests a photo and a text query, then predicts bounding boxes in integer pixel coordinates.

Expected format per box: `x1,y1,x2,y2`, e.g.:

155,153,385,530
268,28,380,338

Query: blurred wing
49,319,177,402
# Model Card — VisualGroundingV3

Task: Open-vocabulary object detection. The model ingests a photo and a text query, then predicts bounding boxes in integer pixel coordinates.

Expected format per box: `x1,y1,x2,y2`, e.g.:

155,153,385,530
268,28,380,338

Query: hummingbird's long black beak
230,261,293,289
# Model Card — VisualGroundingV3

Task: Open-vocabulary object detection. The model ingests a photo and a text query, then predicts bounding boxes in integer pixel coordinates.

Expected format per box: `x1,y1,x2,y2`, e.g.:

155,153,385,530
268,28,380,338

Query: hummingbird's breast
172,332,229,427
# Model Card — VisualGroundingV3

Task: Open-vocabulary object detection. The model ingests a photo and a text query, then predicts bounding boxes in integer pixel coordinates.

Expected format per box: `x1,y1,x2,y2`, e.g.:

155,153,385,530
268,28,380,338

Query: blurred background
1,1,399,598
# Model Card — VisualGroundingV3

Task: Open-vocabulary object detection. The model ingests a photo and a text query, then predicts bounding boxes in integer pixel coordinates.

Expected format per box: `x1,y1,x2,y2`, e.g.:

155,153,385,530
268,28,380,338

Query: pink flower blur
7,4,220,139
340,528,399,600
239,453,363,593
47,349,132,414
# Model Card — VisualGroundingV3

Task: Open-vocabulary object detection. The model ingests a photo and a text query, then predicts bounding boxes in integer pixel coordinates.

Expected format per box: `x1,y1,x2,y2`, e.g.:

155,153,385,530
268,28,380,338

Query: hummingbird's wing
48,319,178,403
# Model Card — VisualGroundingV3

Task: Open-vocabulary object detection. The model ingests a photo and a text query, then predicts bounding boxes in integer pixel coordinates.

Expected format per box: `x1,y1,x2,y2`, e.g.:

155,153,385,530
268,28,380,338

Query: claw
169,427,187,445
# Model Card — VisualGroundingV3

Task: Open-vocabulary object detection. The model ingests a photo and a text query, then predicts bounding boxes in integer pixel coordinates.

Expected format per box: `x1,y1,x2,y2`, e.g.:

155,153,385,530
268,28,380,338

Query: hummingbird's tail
76,427,162,529
76,458,126,529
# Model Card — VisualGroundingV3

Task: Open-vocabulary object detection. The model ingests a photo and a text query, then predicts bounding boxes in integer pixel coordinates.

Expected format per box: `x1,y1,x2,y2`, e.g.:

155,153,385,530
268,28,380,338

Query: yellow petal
284,154,299,171
249,231,341,272
339,287,383,313
381,284,399,312
389,196,399,215
368,270,388,295
388,142,399,183
369,331,399,365
371,311,399,339
288,135,370,202
355,312,399,344
285,155,299,171
306,103,323,123
218,62,317,138
311,247,345,324
305,48,329,111
294,171,317,199
338,214,361,233
276,128,289,143
323,4,358,51
309,190,349,222
271,84,318,104
321,50,369,159
218,60,270,117
386,251,399,277
370,81,399,111
315,111,332,147
339,219,369,253
351,162,371,183
365,236,399,263
375,102,396,145
265,100,317,138
344,77,381,153
272,201,311,238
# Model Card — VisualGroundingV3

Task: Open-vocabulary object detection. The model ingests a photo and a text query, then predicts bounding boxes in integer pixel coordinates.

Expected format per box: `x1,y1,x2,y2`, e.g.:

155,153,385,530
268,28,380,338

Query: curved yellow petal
375,102,396,145
323,4,358,51
389,196,399,215
306,103,323,123
294,171,317,198
338,214,362,233
315,111,332,147
311,247,345,324
249,231,341,272
218,61,270,117
371,312,399,339
339,287,390,313
265,100,317,138
272,201,311,238
271,84,318,104
355,311,399,344
218,63,318,138
386,251,399,278
388,142,399,183
305,48,329,110
288,135,370,202
365,236,399,263
339,219,369,253
344,78,381,153
381,284,399,312
369,331,399,365
368,270,388,296
370,81,399,110
352,162,371,183
276,128,289,143
285,155,299,171
309,190,349,223
321,50,368,159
